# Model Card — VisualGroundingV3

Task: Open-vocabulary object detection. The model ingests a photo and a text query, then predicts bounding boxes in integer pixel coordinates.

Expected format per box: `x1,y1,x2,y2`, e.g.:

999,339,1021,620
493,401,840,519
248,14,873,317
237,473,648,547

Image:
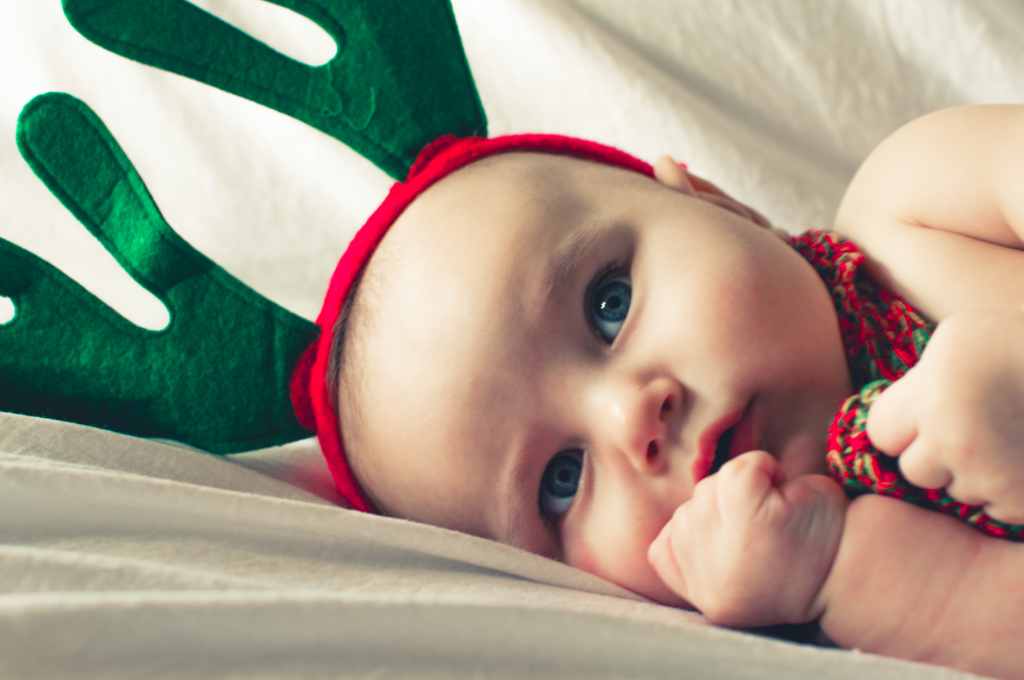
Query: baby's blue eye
540,450,583,520
590,275,631,343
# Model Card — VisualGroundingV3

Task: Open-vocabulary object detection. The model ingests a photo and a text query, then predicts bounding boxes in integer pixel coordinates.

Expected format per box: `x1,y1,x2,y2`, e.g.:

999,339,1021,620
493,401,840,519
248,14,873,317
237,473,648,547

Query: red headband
290,133,655,512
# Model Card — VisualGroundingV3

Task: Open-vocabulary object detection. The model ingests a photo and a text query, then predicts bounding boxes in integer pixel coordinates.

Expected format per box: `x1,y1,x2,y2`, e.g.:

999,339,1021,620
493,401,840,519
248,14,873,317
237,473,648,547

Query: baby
294,105,1024,678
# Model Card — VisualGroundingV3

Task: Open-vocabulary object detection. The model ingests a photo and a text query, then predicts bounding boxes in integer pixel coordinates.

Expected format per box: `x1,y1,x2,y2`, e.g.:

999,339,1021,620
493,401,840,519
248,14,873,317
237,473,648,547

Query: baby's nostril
647,441,658,459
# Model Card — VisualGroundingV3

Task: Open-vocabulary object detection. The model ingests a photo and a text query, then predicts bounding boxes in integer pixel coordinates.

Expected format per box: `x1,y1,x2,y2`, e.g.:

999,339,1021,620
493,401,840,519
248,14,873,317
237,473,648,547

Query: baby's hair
325,225,410,486
326,267,373,465
325,268,364,410
326,151,513,426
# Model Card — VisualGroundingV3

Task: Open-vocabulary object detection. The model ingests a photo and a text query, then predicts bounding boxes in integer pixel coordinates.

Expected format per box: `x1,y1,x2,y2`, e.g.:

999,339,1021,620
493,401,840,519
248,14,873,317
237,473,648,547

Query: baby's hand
868,311,1024,523
647,451,847,628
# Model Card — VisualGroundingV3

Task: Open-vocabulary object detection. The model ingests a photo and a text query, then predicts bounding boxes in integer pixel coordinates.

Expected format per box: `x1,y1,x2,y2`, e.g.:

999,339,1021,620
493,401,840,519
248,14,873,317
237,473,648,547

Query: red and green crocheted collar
797,232,1024,540
792,230,934,390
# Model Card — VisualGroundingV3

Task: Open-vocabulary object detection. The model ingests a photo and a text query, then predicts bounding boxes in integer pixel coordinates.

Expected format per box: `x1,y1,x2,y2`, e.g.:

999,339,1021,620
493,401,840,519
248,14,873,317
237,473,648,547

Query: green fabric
63,0,487,180
1,93,319,452
2,0,487,450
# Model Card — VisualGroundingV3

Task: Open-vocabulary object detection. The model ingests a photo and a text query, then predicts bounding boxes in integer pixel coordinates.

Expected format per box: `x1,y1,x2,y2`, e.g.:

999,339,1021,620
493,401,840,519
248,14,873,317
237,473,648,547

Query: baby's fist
648,451,847,628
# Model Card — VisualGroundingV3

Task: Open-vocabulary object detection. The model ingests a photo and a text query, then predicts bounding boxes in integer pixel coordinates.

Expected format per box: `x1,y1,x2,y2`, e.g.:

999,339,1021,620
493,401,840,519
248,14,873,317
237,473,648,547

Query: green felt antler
0,93,319,452
63,0,487,180
2,1,486,450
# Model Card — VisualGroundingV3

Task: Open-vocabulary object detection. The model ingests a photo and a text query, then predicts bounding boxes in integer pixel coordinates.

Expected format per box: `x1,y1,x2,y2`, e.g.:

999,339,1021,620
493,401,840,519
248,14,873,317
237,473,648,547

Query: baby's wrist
775,473,848,625
816,493,934,642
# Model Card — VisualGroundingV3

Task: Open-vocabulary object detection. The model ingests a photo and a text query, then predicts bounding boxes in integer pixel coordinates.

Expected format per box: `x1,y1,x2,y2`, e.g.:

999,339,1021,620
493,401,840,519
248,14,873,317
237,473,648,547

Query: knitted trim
796,231,1024,540
792,231,932,387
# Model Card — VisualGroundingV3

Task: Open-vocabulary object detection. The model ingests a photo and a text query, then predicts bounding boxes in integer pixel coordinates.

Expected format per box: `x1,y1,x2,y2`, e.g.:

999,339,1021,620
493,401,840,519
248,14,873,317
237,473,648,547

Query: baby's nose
600,377,681,474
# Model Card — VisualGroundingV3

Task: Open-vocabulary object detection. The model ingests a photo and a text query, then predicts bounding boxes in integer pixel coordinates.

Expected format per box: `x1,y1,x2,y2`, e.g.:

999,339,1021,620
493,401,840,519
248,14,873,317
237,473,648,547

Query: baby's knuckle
865,407,895,446
933,314,980,346
716,457,745,481
670,508,697,540
688,480,717,514
987,505,1024,525
699,591,747,626
946,486,986,509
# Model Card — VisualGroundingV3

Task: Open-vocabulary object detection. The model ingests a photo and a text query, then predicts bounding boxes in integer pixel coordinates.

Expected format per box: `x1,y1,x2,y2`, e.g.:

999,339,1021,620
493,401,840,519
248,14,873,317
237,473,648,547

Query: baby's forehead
441,150,599,190
389,151,649,249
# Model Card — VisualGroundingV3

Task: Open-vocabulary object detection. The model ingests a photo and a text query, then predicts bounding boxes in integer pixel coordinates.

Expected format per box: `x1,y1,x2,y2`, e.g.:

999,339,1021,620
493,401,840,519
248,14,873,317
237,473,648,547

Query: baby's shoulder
835,105,1024,249
832,105,1024,321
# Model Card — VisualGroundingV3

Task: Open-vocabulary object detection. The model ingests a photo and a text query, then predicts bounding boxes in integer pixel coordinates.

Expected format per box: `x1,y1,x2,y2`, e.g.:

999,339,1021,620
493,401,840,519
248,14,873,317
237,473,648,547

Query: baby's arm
835,105,1024,319
823,494,1024,680
649,452,1024,679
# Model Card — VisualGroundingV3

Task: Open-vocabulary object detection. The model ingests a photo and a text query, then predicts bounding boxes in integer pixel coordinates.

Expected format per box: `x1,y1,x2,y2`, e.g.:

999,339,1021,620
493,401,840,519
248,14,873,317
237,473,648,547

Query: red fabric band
290,134,656,512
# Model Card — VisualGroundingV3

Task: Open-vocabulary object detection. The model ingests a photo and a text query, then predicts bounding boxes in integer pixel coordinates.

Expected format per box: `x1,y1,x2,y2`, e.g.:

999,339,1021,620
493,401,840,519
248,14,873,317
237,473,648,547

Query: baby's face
346,153,851,605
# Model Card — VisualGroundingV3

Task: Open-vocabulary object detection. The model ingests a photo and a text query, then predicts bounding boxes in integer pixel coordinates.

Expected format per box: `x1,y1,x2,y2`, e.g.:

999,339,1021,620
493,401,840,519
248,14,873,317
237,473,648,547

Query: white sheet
3,0,1022,677
0,412,980,679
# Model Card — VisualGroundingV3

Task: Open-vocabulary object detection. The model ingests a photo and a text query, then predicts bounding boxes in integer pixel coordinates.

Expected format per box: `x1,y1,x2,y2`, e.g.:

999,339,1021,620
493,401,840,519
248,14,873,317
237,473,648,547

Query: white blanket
0,412,975,679
3,0,1021,677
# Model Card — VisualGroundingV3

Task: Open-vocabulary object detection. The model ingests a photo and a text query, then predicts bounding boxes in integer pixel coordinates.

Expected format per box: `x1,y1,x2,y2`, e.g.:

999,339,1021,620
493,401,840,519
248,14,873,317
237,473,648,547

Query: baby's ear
653,156,696,195
656,156,778,232
653,156,746,209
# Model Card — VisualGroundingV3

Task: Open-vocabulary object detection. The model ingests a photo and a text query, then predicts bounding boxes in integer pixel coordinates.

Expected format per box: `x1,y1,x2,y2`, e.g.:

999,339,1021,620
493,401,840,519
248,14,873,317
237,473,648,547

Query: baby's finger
981,501,1024,526
647,511,692,601
715,450,784,517
896,436,954,491
943,470,990,509
866,373,920,456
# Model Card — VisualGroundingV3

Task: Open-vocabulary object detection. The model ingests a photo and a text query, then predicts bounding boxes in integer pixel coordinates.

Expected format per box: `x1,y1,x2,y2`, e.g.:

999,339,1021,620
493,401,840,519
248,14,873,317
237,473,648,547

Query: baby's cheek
564,524,688,607
562,535,603,579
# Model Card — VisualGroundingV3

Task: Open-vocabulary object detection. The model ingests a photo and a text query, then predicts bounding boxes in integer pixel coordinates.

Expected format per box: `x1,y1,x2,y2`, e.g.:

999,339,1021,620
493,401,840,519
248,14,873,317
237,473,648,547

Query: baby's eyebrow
543,224,602,300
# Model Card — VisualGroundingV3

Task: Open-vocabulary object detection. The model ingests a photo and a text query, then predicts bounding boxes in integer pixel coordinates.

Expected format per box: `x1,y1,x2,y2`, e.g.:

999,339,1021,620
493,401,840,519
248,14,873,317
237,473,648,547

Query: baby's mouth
708,425,735,476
